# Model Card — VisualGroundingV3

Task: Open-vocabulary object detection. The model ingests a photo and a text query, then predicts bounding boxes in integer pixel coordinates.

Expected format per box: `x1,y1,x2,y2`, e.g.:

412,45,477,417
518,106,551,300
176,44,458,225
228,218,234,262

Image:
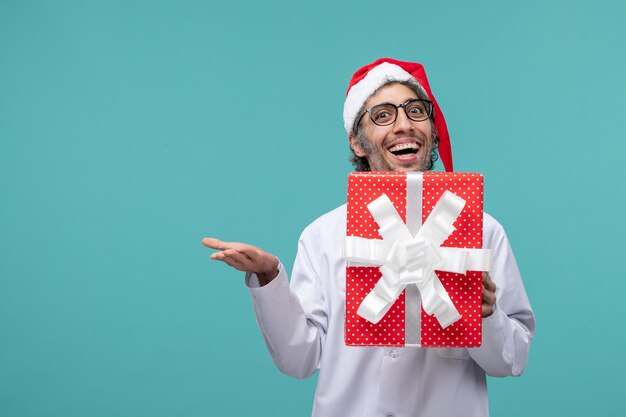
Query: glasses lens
369,104,396,126
404,100,431,122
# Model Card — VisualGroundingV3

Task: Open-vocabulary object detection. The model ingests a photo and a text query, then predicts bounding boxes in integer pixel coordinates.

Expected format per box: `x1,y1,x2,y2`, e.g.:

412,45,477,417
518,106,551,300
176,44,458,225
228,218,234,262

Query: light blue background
1,0,625,416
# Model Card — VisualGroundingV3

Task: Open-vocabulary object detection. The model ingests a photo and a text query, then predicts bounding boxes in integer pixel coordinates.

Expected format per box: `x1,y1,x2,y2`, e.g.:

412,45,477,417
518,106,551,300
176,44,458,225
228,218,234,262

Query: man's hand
482,272,497,318
201,238,280,286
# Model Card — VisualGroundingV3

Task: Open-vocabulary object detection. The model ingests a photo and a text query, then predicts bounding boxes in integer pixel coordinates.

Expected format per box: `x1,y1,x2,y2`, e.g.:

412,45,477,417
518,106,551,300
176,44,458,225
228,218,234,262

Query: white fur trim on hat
343,62,424,134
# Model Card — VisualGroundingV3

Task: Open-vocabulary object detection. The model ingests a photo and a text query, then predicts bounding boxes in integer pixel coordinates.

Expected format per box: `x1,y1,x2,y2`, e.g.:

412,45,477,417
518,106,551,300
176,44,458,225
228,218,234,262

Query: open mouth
388,142,420,158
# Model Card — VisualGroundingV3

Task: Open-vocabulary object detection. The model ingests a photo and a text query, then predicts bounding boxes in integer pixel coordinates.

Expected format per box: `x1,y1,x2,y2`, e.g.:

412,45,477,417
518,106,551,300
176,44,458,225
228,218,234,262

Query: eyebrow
368,97,419,108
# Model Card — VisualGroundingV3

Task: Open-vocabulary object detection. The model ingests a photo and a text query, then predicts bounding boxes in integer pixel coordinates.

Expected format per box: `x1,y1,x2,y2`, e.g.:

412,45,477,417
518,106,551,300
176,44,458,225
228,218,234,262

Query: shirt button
389,349,399,359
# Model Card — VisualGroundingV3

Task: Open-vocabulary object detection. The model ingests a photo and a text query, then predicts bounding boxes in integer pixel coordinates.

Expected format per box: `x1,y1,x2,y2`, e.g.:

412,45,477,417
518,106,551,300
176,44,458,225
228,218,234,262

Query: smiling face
349,83,435,172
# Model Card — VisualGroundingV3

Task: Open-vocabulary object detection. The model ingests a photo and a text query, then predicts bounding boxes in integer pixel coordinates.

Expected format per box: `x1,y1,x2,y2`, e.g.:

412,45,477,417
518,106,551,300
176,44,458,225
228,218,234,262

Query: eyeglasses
358,98,434,127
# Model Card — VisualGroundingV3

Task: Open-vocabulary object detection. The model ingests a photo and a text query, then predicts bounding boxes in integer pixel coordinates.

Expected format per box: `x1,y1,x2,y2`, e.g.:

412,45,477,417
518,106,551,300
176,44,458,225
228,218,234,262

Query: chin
388,160,428,173
402,167,425,173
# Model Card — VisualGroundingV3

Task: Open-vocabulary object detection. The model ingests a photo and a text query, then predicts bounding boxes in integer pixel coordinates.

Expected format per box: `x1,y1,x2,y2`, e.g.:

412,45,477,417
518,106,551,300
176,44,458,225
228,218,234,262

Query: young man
203,58,534,417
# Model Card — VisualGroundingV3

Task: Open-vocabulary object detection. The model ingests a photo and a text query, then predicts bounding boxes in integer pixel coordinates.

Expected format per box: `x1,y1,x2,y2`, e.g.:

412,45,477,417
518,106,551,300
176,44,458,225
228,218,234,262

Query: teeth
388,143,419,152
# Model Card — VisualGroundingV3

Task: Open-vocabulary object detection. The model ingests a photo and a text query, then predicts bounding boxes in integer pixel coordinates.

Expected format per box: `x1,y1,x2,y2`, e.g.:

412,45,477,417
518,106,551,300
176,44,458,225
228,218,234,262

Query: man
203,58,534,417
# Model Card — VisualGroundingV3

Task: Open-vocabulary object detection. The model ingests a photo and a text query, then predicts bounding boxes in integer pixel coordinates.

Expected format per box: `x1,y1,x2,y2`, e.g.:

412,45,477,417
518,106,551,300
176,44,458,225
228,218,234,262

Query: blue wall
1,0,624,415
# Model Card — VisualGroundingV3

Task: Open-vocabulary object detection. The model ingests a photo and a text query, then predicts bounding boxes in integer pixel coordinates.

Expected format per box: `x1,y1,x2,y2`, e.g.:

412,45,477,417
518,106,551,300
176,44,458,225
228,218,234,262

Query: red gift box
345,172,488,348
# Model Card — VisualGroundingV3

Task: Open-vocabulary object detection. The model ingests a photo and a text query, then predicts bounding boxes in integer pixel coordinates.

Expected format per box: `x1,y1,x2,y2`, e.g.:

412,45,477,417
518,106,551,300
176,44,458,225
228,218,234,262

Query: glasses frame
358,98,434,128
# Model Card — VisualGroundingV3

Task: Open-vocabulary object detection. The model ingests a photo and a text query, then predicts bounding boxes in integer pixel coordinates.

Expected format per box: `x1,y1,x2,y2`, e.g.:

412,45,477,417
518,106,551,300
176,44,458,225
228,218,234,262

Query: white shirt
247,204,534,417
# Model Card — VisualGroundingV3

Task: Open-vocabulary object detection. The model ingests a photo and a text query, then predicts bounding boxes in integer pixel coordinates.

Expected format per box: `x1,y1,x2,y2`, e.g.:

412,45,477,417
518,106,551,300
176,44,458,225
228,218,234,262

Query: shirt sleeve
468,214,535,377
246,223,327,379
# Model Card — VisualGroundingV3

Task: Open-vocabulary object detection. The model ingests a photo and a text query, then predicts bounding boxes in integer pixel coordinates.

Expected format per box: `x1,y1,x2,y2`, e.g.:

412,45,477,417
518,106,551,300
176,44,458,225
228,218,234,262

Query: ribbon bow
345,191,492,329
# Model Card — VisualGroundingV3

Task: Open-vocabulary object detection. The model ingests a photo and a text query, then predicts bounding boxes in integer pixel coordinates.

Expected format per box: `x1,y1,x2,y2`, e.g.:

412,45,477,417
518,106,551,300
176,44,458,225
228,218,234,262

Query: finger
202,237,232,250
228,243,262,260
211,248,247,262
210,247,240,259
218,255,247,271
482,304,494,317
225,245,273,269
222,248,254,267
482,289,496,306
212,248,250,269
210,251,229,260
203,239,261,258
214,249,259,273
482,272,497,292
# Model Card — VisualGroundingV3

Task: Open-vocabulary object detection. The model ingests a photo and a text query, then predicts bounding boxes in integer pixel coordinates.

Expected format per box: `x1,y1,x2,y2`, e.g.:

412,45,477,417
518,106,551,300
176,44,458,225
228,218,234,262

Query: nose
392,106,414,133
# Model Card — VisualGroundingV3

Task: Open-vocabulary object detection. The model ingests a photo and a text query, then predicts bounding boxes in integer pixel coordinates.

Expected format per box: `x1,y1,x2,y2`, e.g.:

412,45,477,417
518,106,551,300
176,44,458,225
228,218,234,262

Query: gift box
344,172,491,348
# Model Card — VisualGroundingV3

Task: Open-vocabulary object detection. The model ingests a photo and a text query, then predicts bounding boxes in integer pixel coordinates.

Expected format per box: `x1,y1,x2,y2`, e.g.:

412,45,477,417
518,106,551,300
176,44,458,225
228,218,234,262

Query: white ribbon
345,191,492,329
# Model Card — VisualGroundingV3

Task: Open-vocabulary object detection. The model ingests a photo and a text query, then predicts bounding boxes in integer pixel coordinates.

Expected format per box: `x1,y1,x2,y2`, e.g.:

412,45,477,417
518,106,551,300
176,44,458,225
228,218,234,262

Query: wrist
256,257,280,286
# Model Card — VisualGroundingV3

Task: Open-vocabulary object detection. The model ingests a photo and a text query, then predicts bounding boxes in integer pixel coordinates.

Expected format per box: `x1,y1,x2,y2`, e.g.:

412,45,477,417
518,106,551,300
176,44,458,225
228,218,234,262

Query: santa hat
343,58,453,172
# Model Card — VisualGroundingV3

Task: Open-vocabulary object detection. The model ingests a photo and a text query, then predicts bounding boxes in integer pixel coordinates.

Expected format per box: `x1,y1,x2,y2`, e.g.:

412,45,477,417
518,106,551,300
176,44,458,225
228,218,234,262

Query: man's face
349,83,434,172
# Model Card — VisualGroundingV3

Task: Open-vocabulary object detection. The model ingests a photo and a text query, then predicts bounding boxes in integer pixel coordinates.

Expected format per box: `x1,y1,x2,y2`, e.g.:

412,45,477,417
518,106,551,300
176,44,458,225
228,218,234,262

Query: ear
348,133,367,157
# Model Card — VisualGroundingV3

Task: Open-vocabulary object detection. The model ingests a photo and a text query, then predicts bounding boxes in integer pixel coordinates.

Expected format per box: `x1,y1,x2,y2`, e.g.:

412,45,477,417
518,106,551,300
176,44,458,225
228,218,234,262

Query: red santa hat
343,58,453,172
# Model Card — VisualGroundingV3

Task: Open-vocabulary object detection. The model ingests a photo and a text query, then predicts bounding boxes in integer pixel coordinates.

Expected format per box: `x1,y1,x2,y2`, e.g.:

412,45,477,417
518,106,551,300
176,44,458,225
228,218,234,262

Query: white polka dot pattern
345,172,484,348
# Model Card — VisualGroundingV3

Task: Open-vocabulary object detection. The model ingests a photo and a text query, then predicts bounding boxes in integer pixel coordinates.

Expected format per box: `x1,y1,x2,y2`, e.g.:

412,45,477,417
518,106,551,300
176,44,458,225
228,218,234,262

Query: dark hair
348,79,440,172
